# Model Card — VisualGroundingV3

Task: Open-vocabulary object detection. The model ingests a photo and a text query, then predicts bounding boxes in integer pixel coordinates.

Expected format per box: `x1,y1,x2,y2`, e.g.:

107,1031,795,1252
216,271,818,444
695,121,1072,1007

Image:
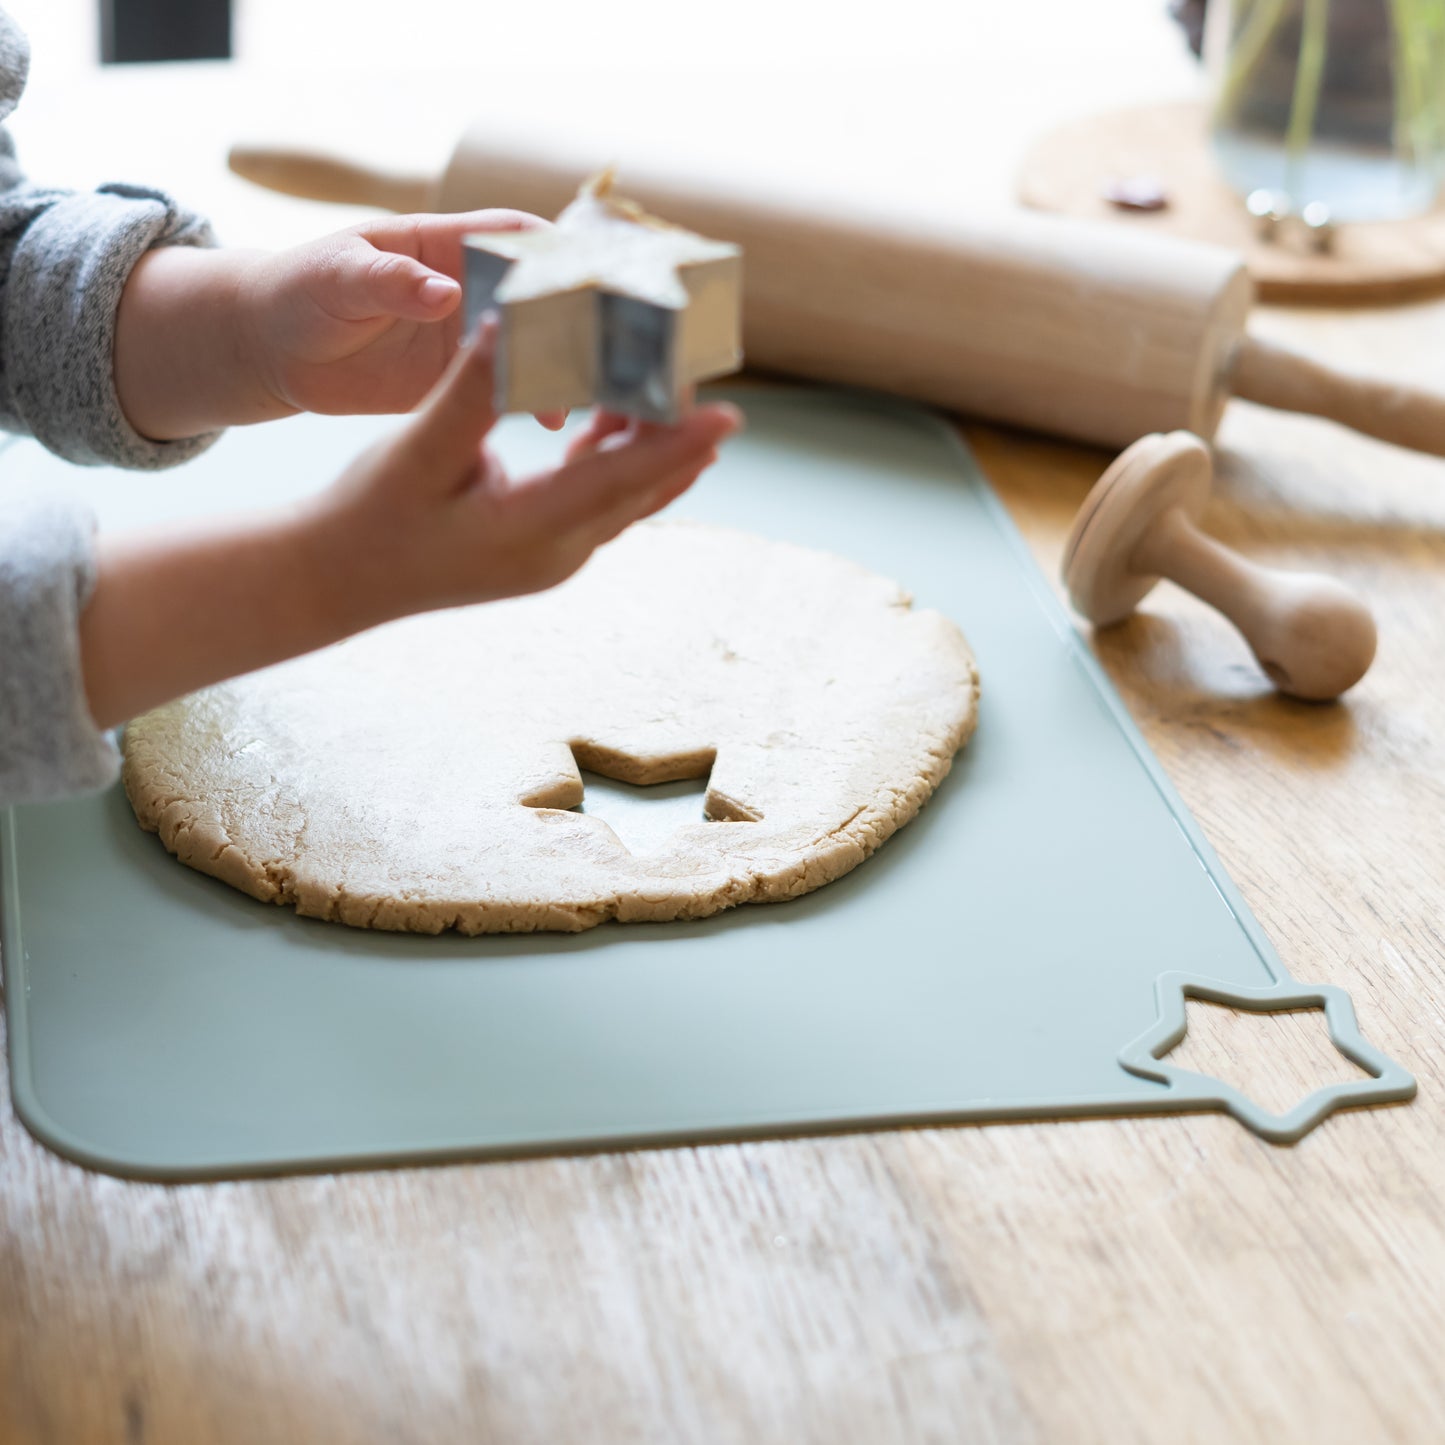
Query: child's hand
235,210,557,422
113,212,566,441
311,327,741,625
83,326,741,729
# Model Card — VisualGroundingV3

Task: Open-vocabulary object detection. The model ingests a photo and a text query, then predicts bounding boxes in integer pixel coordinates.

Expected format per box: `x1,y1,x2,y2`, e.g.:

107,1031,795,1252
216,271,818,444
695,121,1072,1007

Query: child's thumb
330,248,459,321
402,324,500,483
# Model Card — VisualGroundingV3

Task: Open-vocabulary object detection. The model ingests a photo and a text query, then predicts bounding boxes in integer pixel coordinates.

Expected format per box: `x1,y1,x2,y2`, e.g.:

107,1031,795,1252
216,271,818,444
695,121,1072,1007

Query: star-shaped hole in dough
463,171,743,423
519,746,762,857
569,770,713,856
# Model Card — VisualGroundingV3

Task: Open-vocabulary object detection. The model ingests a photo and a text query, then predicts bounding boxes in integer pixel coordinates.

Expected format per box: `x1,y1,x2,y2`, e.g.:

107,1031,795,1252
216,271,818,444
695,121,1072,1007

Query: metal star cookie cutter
1118,971,1416,1144
463,170,743,424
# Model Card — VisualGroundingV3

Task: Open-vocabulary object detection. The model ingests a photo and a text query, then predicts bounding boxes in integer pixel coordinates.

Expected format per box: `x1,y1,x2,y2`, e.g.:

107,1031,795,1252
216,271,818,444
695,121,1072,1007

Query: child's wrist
288,485,413,643
115,247,292,439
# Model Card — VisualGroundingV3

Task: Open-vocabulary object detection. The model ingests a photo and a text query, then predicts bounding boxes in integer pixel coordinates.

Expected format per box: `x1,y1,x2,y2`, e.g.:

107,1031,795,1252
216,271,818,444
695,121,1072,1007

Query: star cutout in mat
1117,972,1416,1144
463,172,742,423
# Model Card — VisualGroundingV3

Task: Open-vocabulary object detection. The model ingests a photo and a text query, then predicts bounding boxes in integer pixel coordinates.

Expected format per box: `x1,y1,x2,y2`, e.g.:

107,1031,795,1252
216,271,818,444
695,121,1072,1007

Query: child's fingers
562,407,708,463
327,246,460,322
590,442,720,534
358,209,544,253
564,409,632,463
350,212,549,303
399,324,500,483
560,449,719,563
635,450,717,520
597,450,716,535
563,400,722,465
435,208,548,243
526,403,740,533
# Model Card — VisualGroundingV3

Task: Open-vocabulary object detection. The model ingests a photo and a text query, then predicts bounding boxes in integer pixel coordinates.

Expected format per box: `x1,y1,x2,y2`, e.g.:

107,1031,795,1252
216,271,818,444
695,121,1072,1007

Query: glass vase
1205,0,1445,222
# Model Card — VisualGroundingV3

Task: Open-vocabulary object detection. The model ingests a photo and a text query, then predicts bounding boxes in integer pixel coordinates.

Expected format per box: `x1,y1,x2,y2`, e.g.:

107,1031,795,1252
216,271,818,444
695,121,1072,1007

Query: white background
0,0,1201,249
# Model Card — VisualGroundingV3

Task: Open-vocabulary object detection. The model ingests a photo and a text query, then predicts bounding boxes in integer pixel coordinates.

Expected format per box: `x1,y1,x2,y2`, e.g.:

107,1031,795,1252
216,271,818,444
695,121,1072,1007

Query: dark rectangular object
100,0,232,64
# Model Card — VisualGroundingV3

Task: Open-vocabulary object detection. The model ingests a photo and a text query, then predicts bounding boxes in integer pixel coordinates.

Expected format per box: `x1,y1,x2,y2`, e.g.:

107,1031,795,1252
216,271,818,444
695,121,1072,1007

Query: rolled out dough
122,522,980,934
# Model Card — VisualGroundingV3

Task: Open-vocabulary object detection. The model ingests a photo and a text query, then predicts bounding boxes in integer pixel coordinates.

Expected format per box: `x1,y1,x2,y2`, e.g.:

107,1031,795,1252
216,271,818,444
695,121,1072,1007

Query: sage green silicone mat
0,386,1414,1179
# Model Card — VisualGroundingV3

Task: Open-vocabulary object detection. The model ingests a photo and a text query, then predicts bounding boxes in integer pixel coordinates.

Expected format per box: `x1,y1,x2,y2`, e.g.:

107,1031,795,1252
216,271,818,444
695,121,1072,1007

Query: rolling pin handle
1231,333,1445,458
224,132,1445,463
227,145,434,214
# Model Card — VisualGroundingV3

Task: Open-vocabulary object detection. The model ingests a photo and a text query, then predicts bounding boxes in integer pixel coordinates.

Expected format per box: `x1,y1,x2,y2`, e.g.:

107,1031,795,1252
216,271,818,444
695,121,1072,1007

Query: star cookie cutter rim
461,170,743,425
1118,971,1417,1144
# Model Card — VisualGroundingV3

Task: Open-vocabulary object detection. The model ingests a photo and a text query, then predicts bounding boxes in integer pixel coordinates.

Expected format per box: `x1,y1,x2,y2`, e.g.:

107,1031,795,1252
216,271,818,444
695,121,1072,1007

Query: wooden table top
4,3,1444,1441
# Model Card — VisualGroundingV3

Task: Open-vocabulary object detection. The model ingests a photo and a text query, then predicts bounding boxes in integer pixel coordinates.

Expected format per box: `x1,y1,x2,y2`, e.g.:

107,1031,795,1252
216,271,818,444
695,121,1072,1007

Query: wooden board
1018,100,1445,304
7,389,1445,1444
7,3,1445,1441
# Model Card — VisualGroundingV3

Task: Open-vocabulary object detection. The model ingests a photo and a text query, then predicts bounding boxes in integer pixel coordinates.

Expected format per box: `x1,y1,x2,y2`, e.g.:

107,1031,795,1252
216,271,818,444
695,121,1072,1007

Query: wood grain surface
4,3,1445,1441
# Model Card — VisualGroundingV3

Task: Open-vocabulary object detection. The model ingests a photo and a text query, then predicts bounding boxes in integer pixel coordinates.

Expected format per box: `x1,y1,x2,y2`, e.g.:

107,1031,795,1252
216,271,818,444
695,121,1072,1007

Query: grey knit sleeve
0,128,222,470
0,479,117,803
0,8,222,470
0,6,228,804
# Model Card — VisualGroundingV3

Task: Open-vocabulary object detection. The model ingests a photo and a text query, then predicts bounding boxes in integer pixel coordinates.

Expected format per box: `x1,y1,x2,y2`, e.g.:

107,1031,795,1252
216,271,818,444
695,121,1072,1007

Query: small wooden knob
1062,432,1377,701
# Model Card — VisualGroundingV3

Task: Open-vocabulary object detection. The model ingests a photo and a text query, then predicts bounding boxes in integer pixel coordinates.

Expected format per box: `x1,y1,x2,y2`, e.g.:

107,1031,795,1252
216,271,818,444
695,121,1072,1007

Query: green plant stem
1215,0,1290,118
1391,0,1445,166
1285,0,1329,194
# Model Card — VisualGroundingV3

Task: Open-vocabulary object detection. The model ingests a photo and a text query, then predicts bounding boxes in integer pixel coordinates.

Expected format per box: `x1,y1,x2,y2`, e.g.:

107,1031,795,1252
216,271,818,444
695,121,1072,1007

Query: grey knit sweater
0,9,217,805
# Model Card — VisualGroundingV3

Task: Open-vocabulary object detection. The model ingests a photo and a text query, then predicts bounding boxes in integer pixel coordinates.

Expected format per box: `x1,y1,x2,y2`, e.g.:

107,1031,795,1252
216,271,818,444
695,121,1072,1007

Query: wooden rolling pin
231,134,1445,456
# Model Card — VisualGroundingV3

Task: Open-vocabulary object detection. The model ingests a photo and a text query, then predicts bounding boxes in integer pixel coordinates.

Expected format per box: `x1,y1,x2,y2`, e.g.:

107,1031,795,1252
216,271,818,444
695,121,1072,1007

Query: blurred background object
1204,0,1445,222
1019,0,1445,298
1170,0,1212,55
100,0,230,63
8,0,1189,257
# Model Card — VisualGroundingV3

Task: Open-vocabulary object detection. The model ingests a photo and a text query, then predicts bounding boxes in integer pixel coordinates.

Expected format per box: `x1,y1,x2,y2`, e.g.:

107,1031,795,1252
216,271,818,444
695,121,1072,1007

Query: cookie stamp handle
1063,432,1377,701
1132,507,1377,700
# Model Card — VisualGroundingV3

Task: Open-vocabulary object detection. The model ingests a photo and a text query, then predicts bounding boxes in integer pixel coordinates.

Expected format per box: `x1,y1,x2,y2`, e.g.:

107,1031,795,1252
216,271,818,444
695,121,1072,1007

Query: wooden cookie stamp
463,171,743,424
1063,432,1377,701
